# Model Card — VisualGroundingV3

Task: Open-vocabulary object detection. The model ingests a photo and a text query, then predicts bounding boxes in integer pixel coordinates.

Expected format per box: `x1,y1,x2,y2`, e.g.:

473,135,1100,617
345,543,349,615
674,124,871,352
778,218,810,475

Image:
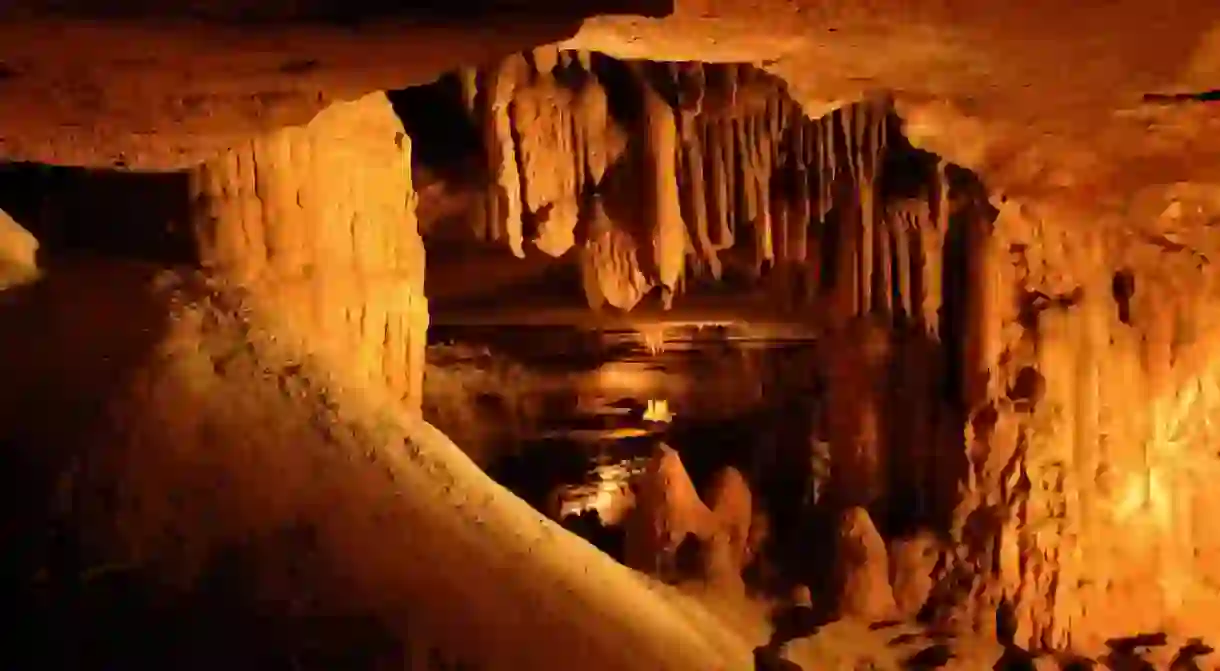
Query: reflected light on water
643,399,674,423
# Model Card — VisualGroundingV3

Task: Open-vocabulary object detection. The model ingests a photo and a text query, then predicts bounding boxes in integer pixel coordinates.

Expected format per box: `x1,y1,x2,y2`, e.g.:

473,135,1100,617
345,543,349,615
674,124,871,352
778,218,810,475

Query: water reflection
431,321,822,551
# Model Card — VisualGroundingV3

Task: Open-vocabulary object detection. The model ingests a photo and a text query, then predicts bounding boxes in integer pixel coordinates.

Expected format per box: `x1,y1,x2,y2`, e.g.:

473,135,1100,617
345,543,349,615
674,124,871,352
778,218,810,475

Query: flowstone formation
188,92,429,408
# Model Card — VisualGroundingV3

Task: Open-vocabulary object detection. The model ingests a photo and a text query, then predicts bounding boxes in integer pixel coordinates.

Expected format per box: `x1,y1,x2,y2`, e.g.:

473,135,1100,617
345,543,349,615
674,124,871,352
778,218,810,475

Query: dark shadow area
0,261,172,669
767,598,827,648
0,162,194,265
753,644,804,670
0,265,457,669
390,74,485,182
902,643,954,669
992,600,1036,670
0,0,673,24
11,533,413,669
1142,90,1220,104
1101,632,1167,671
1171,639,1215,671
1112,269,1136,325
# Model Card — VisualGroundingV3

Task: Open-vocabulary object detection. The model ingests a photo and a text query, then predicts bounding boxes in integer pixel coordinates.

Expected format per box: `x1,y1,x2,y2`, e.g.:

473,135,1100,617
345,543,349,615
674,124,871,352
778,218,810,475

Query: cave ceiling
0,0,1218,233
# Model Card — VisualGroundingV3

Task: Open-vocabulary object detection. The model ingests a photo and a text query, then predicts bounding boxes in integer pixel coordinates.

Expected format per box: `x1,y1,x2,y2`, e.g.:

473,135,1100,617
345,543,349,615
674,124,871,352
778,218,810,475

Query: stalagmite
624,443,715,577
641,79,687,306
833,507,898,620
705,466,754,578
188,92,427,408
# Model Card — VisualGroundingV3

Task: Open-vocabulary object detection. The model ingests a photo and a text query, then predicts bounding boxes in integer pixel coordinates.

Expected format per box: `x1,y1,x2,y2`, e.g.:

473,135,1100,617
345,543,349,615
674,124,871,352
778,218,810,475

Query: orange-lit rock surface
188,91,428,407
889,531,942,620
624,442,714,575
832,507,897,621
0,267,769,669
705,466,754,578
2,0,1220,664
0,208,39,289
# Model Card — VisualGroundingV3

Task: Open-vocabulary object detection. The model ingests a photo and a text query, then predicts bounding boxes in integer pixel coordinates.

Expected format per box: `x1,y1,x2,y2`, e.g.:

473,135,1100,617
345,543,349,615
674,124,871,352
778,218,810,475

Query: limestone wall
936,196,1220,652
189,92,428,410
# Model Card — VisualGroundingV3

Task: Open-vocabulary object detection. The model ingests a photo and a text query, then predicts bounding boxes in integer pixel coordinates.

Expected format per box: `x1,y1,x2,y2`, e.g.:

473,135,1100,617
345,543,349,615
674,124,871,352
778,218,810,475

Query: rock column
189,92,427,411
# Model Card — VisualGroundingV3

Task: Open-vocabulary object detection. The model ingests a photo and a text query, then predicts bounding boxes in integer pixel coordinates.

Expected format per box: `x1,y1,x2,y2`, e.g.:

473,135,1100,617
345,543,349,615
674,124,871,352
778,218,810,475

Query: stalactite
459,67,479,114
920,160,951,337
753,113,775,274
642,78,687,307
855,105,875,314
916,194,942,337
532,46,559,76
893,210,914,320
580,193,652,311
681,115,721,279
816,121,828,222
452,56,922,317
766,96,782,166
722,118,739,250
511,75,580,257
785,119,808,264
773,183,789,265
575,80,618,186
485,53,528,258
570,89,588,201
736,117,757,229
706,119,733,250
576,50,593,72
681,63,706,116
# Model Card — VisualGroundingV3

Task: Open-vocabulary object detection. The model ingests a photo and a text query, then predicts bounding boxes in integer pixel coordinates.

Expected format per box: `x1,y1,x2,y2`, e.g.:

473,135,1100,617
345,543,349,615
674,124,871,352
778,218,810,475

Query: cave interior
2,4,1220,671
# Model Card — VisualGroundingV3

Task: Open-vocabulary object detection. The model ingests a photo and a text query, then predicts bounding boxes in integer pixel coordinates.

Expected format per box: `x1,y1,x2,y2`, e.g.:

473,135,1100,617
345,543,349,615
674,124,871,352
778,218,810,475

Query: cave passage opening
0,162,195,267
405,47,989,604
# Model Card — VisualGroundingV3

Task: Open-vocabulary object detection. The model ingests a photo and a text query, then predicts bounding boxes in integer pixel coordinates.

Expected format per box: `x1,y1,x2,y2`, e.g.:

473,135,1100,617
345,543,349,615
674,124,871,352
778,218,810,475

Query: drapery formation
452,52,963,318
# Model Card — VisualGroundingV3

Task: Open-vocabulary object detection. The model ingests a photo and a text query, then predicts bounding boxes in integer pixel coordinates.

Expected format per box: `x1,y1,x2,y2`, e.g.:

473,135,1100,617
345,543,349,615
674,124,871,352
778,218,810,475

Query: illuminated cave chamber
405,49,996,591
